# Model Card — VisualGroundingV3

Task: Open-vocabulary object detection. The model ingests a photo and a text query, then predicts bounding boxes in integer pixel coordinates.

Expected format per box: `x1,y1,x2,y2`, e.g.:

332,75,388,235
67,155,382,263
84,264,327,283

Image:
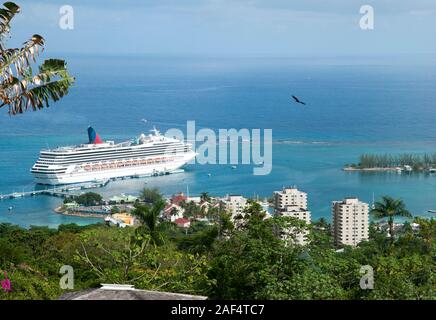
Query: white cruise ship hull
33,154,195,185
31,127,196,186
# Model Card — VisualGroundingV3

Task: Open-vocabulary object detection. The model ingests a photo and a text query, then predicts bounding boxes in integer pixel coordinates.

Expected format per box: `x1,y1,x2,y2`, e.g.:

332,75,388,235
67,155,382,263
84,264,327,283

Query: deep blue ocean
1,55,436,227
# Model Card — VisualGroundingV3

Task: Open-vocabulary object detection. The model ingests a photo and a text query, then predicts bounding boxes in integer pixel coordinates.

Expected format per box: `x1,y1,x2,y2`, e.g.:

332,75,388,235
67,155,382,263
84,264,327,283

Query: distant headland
343,153,436,173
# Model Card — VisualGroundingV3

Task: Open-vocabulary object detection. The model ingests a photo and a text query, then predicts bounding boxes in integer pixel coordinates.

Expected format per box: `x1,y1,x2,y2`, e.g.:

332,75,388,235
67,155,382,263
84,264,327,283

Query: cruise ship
31,127,196,185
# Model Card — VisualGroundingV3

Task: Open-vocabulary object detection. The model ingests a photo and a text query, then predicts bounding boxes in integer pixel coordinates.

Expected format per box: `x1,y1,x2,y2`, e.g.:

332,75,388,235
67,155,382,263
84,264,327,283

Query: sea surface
1,55,436,228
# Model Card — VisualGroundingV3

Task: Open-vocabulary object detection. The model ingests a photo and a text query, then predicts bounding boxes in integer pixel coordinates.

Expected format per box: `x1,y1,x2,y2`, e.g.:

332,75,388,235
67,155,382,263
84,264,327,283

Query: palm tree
131,200,165,244
0,2,74,115
370,196,412,243
200,192,210,203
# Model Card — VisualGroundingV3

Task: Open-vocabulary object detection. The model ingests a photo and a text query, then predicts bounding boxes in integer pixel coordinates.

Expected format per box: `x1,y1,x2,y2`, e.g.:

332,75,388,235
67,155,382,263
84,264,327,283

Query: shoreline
343,167,400,172
54,206,106,219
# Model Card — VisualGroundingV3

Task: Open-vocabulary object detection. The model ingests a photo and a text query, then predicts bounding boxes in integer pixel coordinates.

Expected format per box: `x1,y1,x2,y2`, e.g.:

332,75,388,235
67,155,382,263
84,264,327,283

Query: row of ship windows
33,156,180,173
80,157,177,171
37,149,189,164
41,143,186,157
31,169,66,173
40,145,188,157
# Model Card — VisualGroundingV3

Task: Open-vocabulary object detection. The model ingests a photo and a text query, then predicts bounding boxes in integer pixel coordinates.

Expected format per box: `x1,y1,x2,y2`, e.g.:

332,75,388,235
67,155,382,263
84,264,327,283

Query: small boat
11,192,23,198
427,209,436,213
207,173,212,177
231,165,237,169
403,165,413,172
8,206,13,211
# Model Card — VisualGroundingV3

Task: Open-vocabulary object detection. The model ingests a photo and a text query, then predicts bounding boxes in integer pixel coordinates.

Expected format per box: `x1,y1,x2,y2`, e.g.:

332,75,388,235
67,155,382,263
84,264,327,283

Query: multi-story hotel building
279,205,311,244
273,187,308,212
332,197,369,246
274,187,311,245
220,195,248,220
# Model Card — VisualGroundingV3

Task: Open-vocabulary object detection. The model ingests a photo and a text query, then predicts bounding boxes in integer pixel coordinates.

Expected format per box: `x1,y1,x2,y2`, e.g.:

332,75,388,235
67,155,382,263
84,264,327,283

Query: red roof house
174,217,191,228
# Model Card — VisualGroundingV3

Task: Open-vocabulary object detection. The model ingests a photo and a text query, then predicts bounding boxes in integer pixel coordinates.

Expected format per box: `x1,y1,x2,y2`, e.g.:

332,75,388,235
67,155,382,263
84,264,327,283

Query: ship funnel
88,126,103,144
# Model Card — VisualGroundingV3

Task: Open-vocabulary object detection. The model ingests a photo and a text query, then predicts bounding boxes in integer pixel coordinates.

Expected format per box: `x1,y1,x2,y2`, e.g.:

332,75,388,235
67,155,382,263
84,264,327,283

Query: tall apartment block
274,187,311,245
274,187,308,211
220,194,248,220
332,197,369,246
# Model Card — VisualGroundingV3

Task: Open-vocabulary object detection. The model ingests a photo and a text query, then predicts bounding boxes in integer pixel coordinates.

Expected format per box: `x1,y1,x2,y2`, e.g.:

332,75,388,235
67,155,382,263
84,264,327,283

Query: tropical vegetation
347,153,436,170
73,192,103,206
0,194,434,300
370,196,412,244
0,2,74,115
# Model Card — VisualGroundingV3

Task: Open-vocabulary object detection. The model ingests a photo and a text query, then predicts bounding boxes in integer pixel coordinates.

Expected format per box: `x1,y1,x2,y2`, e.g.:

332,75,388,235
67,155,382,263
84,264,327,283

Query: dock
0,180,110,200
0,168,185,201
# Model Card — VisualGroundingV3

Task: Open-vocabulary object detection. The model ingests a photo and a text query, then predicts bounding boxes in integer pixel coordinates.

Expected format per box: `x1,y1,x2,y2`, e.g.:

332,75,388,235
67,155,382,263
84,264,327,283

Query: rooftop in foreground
59,284,207,300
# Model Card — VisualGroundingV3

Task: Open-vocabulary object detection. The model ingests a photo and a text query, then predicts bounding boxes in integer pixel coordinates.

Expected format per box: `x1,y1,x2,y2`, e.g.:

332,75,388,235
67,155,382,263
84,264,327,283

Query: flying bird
292,95,306,105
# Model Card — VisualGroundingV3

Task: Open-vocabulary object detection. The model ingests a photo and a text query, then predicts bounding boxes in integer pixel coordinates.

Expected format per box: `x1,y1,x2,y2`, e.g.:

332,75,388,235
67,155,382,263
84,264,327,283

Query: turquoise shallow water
0,56,436,227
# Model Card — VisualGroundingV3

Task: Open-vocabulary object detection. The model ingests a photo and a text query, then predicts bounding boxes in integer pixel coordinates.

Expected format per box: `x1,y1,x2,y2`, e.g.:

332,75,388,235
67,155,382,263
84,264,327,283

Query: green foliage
200,192,211,203
176,225,219,254
181,200,203,218
0,2,74,115
57,223,100,234
131,200,165,244
75,192,103,206
356,153,436,169
140,187,162,204
0,205,434,300
371,196,412,244
0,268,61,300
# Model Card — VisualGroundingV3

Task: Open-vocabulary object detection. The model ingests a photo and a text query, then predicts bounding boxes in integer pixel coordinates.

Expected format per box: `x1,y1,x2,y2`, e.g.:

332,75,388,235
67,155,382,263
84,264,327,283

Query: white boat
404,165,413,172
10,192,23,198
31,126,196,185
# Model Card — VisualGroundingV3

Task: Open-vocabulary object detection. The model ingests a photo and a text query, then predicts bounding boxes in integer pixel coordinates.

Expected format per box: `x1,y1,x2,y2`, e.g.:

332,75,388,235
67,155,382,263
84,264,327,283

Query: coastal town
56,185,420,247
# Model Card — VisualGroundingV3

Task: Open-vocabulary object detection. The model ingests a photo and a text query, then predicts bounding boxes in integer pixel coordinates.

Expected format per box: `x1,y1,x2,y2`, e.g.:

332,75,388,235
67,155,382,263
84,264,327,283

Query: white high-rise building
274,187,311,245
332,198,369,246
220,195,247,220
279,205,311,245
280,205,311,224
274,187,308,212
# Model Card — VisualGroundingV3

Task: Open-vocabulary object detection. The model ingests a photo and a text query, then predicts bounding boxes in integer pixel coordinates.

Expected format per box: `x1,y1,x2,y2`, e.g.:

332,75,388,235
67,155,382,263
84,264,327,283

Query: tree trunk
388,216,394,245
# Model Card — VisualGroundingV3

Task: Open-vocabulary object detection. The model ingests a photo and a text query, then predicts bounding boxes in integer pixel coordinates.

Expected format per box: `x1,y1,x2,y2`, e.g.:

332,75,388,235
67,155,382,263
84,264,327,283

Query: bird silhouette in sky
291,95,306,105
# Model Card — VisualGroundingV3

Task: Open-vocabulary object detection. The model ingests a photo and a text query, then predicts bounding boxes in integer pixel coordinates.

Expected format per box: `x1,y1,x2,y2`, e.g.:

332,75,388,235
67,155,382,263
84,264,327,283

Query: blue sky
9,0,436,57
